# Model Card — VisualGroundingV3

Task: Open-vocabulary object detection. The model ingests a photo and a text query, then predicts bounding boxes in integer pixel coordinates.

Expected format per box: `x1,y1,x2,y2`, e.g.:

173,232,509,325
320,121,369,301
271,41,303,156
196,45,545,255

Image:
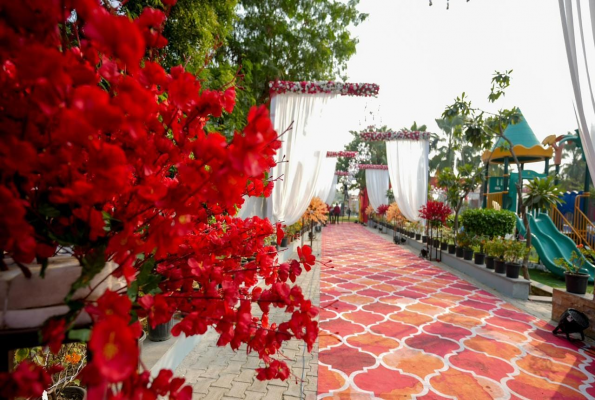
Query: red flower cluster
335,171,350,176
419,201,452,227
326,151,358,158
0,0,317,397
358,164,389,170
268,80,379,97
376,204,389,216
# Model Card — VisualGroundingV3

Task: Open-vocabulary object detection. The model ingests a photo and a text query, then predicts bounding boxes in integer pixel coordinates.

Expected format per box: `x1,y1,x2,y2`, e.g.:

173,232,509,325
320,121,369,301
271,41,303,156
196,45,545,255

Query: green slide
516,213,595,282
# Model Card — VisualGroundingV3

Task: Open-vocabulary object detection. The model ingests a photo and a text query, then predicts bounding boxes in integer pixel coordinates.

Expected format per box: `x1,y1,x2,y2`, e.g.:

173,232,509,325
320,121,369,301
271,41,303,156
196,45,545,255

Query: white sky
345,0,577,141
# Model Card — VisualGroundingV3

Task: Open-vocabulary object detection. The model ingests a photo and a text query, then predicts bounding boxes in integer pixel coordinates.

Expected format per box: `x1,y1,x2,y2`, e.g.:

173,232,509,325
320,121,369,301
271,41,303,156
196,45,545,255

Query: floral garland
358,164,388,170
269,81,379,97
335,171,350,176
360,126,432,142
327,151,357,158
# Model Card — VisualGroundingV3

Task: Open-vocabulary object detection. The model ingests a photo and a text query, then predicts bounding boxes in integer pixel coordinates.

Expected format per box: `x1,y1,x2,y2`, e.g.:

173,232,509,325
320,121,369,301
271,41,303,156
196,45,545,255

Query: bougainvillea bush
0,0,318,398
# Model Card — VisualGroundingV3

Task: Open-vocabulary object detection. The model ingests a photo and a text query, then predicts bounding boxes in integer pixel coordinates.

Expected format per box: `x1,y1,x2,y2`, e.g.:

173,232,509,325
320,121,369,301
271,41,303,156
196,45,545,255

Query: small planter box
405,238,529,300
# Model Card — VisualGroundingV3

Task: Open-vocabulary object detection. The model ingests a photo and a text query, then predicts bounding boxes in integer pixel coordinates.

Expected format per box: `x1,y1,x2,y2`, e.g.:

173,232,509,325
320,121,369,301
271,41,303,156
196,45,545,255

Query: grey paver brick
266,378,288,388
202,365,227,379
244,391,266,400
211,374,236,389
247,378,268,393
222,361,244,375
234,369,255,383
192,377,217,394
262,385,286,400
202,387,227,400
242,356,262,370
225,381,251,398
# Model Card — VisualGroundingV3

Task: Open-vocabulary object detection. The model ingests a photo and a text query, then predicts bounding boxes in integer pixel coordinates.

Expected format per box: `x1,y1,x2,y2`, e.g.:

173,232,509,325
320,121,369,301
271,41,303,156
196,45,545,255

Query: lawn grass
530,268,594,294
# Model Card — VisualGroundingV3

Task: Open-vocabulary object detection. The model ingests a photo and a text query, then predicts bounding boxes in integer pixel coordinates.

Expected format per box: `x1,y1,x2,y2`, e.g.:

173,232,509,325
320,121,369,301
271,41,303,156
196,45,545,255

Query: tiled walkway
318,224,595,399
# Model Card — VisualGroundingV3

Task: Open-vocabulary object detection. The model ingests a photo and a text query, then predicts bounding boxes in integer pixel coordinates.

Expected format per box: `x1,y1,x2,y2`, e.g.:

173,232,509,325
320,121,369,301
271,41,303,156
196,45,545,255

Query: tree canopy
122,0,367,134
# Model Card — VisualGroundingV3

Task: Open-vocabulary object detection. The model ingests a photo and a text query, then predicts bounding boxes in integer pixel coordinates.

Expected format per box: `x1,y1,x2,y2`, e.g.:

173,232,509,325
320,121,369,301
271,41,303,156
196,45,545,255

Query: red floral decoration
269,81,379,97
326,151,357,158
376,204,389,216
418,201,452,227
359,126,432,142
358,164,389,170
0,0,318,397
335,171,350,176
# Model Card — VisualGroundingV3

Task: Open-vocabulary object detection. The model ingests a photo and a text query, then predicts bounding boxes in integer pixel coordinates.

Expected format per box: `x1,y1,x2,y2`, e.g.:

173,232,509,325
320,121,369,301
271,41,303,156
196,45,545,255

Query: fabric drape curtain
270,93,369,225
559,0,595,181
386,140,429,221
365,169,389,210
270,93,337,226
323,175,338,205
314,158,337,205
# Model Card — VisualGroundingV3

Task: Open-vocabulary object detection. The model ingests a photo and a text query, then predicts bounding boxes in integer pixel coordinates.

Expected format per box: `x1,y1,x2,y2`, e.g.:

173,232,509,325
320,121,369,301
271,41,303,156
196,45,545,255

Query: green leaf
15,348,30,363
65,246,106,303
68,328,91,343
38,203,60,218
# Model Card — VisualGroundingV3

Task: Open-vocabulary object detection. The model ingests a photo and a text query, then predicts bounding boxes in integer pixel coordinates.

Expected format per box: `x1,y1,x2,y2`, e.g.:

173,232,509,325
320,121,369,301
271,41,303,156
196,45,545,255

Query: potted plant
491,238,507,273
484,239,496,270
555,251,590,294
455,232,467,258
502,240,527,279
472,235,487,265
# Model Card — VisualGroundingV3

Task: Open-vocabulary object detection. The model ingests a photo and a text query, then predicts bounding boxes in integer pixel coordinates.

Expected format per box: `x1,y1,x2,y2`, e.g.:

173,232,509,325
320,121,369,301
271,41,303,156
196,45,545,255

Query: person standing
334,204,341,224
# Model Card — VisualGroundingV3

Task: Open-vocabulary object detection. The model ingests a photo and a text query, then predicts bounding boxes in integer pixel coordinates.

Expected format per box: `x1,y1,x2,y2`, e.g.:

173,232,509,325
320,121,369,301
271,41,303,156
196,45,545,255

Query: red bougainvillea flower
86,289,132,320
297,246,315,271
88,316,139,382
41,317,66,354
138,294,174,328
376,204,389,216
0,361,54,399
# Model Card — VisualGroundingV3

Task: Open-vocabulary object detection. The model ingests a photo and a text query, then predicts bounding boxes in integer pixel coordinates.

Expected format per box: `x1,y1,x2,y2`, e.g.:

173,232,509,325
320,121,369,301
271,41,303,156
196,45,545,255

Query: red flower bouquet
419,201,452,227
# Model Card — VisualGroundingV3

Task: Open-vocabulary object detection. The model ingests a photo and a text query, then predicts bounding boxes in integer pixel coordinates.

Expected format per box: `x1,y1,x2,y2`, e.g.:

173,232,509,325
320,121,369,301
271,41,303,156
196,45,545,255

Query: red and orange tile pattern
318,224,595,399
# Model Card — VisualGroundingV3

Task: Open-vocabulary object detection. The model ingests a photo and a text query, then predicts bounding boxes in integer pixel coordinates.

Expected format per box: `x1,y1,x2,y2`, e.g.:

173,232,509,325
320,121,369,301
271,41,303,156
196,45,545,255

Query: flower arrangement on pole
376,204,389,233
419,201,452,252
301,197,328,245
0,1,318,398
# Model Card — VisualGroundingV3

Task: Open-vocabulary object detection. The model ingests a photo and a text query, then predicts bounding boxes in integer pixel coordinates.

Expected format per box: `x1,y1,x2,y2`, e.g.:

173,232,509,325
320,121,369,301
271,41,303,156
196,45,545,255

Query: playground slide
516,214,595,282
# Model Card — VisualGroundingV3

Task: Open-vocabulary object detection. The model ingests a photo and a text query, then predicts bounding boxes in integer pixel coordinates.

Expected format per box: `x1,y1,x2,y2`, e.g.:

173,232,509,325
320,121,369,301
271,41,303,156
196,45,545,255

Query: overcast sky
345,0,577,141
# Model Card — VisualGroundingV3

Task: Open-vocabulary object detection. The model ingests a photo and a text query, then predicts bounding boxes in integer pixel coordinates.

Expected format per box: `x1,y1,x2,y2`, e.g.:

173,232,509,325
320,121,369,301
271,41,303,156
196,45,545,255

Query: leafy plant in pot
555,252,590,294
483,239,498,270
491,238,507,273
472,236,487,265
503,240,528,279
455,232,468,258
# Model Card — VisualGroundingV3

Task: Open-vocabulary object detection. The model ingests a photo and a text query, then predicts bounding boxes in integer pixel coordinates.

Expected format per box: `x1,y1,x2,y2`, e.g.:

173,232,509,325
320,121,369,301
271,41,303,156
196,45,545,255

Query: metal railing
549,206,585,246
574,194,595,249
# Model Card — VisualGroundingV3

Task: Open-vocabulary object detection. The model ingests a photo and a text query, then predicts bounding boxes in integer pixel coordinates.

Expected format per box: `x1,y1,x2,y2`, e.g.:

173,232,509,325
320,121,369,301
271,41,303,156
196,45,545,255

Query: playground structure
481,112,595,281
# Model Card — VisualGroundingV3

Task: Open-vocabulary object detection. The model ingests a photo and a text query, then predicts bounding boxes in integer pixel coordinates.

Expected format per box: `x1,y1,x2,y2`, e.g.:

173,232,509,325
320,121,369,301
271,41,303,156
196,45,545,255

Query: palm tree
559,141,585,191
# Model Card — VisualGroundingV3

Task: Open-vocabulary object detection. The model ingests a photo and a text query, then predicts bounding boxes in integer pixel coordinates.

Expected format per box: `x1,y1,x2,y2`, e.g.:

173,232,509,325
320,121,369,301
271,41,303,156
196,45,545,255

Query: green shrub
460,208,516,238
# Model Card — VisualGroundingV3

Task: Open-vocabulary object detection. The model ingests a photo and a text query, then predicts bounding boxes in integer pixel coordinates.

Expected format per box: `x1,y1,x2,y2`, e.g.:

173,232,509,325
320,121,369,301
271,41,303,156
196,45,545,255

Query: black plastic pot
393,236,398,244
410,232,415,238
315,225,322,232
148,318,174,342
280,237,288,247
422,235,428,243
433,238,440,247
565,272,589,294
415,233,421,240
60,386,87,400
455,246,464,257
485,256,495,270
448,244,456,254
494,259,506,274
506,262,521,279
441,242,448,251
463,248,474,261
474,252,485,265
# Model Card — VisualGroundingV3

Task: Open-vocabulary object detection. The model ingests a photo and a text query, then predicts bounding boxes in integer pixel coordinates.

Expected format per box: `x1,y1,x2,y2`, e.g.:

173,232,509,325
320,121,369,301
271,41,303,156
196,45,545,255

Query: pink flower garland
359,126,432,142
327,151,357,158
358,164,388,170
335,171,349,176
269,81,379,97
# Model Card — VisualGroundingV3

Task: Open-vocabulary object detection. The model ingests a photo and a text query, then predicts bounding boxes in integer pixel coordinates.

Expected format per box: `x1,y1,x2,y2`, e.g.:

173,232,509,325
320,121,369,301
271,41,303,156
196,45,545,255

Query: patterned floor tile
317,224,595,399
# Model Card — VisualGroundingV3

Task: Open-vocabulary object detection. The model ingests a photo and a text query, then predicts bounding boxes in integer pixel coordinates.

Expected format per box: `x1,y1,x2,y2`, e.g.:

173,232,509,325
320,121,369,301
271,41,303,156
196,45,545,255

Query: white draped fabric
270,93,370,225
386,140,429,221
314,159,337,205
324,175,338,205
365,169,389,210
559,0,595,181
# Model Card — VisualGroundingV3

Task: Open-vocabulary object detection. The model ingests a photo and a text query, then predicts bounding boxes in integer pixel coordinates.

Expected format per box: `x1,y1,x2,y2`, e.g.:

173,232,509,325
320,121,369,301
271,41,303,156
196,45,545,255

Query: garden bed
405,235,530,300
